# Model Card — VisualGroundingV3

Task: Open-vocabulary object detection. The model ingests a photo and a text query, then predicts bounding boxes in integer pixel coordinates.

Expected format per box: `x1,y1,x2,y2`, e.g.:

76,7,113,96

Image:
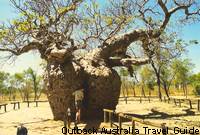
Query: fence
0,100,48,113
103,109,173,135
119,96,200,111
118,96,159,104
162,96,200,111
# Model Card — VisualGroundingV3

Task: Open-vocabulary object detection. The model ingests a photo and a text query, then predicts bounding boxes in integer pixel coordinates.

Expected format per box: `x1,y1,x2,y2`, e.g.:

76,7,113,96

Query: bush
194,84,200,96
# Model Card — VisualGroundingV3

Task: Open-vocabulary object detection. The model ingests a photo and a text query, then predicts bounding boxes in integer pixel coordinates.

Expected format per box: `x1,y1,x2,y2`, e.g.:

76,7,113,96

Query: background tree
190,73,200,87
172,59,193,98
0,72,9,100
119,68,129,97
14,73,25,100
148,33,190,99
129,65,140,97
25,67,42,101
189,73,200,96
140,66,155,97
160,64,173,97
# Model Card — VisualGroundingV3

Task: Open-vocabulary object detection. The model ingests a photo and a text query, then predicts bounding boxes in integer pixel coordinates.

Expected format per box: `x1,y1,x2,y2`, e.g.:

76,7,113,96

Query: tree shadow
0,110,12,115
124,108,196,120
11,118,52,126
82,120,102,133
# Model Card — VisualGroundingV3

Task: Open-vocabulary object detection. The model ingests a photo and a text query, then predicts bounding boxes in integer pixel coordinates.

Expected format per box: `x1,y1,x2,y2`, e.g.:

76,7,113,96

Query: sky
0,0,199,74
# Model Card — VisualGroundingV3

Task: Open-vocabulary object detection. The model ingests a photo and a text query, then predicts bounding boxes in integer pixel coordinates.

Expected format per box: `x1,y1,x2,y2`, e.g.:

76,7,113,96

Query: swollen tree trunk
0,25,150,121
35,28,150,121
44,49,121,120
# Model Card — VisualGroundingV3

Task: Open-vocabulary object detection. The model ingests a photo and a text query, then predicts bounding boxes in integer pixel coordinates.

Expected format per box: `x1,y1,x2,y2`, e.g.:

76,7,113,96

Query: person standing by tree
73,89,84,124
16,123,28,135
66,107,71,128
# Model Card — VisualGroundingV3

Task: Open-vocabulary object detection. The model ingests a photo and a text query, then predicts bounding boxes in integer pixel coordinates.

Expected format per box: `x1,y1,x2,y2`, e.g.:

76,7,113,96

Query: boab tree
0,0,200,120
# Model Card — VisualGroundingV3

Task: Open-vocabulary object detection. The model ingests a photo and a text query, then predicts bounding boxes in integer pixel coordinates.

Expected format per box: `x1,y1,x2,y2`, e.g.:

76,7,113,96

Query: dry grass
120,85,196,97
1,98,200,135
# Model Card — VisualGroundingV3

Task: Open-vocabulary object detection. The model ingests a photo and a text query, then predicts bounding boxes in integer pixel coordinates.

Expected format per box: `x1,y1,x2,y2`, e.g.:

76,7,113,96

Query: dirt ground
0,98,200,135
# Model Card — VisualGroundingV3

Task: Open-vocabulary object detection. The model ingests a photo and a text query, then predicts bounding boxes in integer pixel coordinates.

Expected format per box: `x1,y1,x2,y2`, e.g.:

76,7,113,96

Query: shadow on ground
12,118,52,125
124,108,196,120
82,120,102,133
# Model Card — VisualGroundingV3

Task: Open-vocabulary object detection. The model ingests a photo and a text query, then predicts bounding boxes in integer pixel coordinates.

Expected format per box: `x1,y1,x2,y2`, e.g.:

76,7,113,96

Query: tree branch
108,57,150,67
100,29,150,58
0,39,42,56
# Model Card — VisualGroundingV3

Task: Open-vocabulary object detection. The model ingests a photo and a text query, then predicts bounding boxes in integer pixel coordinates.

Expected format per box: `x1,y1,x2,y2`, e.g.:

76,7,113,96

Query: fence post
132,119,136,135
4,105,7,112
140,97,142,103
13,103,16,110
174,99,177,106
148,97,150,103
118,115,122,129
104,110,107,123
18,102,20,109
36,101,38,107
27,101,30,107
189,100,192,109
164,96,166,102
109,112,112,127
198,100,200,111
125,97,127,104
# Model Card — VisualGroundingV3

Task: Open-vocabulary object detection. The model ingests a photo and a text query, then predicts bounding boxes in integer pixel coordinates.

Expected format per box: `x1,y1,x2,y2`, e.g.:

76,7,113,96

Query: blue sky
0,0,199,74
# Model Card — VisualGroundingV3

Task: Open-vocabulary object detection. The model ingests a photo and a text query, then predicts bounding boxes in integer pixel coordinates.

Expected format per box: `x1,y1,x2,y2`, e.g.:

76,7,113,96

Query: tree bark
44,49,121,120
157,75,162,100
151,62,162,100
141,84,146,98
163,82,169,98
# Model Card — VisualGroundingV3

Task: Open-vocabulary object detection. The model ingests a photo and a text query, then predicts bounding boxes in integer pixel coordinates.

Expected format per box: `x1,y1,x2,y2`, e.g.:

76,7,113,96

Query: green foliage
104,16,113,26
160,64,172,85
58,6,70,14
0,29,8,41
171,59,193,85
194,83,200,96
120,68,129,77
189,40,199,45
189,73,200,85
147,82,154,90
0,67,44,100
140,66,155,90
0,71,9,94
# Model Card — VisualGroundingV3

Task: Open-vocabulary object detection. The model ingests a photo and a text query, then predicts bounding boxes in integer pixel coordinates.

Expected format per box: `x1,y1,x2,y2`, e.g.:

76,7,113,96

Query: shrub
194,84,200,96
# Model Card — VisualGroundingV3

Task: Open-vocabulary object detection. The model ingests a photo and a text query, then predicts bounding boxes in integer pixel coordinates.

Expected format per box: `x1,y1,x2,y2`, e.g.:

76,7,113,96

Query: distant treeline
119,58,200,98
0,67,45,101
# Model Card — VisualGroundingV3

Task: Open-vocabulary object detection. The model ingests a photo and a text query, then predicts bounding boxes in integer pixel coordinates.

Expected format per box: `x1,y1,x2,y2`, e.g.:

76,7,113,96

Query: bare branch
108,57,150,67
0,39,42,55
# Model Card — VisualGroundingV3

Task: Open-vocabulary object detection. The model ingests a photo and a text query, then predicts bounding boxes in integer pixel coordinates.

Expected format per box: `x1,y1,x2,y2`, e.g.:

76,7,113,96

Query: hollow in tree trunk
44,49,121,120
